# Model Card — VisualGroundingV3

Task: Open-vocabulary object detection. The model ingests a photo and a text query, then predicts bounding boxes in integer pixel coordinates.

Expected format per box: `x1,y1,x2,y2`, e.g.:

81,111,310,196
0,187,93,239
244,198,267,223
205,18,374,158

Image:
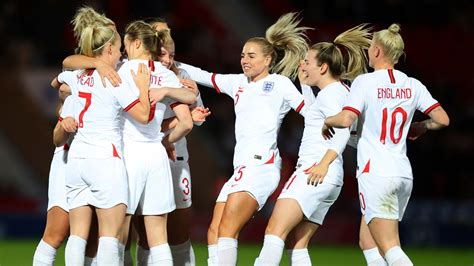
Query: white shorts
358,173,413,224
123,141,176,215
278,167,342,225
66,157,128,210
170,160,192,209
47,149,68,212
216,164,280,211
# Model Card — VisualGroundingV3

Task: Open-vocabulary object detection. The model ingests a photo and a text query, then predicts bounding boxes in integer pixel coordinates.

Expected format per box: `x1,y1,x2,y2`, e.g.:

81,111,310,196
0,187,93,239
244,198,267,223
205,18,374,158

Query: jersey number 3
78,92,92,128
380,107,407,144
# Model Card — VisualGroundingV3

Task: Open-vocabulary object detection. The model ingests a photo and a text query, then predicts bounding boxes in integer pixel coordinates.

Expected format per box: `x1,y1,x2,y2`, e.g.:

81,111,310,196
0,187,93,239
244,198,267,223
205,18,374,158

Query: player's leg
65,205,93,265
168,208,195,266
362,176,413,266
133,215,150,266
254,198,304,266
144,214,173,266
33,207,69,266
207,202,225,265
359,216,387,266
217,191,258,266
85,212,99,265
95,203,127,265
285,221,319,266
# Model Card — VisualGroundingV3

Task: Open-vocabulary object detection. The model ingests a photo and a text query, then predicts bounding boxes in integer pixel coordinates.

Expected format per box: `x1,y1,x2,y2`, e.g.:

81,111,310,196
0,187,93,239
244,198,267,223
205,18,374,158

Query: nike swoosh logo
182,198,190,202
231,184,239,188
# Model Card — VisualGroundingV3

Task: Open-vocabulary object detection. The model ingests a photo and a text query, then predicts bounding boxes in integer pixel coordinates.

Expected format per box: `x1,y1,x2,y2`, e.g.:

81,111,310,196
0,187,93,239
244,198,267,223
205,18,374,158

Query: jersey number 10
380,107,407,144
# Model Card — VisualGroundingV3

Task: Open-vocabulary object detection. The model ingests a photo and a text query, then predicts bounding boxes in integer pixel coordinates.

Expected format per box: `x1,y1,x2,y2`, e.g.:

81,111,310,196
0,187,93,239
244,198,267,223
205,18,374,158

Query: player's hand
322,123,335,140
96,59,121,87
305,163,328,186
131,63,150,92
408,121,427,140
191,106,211,123
61,117,78,133
149,88,168,105
179,79,199,95
162,136,177,161
298,59,307,85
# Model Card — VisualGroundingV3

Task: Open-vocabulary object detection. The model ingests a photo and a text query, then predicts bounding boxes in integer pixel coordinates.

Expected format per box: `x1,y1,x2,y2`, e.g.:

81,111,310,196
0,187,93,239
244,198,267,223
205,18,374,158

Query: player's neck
318,76,338,90
373,60,395,71
249,71,270,83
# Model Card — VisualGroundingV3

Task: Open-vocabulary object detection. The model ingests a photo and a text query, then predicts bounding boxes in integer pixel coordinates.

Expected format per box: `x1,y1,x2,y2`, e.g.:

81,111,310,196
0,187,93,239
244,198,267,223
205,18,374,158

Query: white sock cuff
264,234,285,247
217,237,238,249
288,248,309,259
38,239,57,255
69,235,87,246
385,246,404,263
363,247,383,263
150,243,171,254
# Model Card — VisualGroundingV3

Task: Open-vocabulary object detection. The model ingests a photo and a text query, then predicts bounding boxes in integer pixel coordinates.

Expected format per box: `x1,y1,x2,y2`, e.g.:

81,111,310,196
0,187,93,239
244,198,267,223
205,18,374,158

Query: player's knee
43,226,69,247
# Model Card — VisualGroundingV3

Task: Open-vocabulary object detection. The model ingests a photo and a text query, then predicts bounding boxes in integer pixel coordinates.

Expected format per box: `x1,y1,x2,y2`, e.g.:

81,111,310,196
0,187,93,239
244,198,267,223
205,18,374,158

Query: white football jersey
343,69,440,178
121,60,181,142
57,69,139,159
297,82,350,185
179,63,305,168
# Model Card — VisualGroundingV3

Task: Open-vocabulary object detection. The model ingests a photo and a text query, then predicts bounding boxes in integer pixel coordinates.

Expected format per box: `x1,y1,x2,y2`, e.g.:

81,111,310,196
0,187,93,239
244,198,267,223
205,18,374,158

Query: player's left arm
62,54,121,87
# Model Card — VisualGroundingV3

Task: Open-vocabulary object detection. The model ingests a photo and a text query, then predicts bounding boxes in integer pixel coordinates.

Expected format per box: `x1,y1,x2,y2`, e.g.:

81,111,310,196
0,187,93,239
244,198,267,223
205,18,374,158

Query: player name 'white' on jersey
344,69,440,178
58,69,139,159
297,82,351,186
121,60,181,142
179,63,305,168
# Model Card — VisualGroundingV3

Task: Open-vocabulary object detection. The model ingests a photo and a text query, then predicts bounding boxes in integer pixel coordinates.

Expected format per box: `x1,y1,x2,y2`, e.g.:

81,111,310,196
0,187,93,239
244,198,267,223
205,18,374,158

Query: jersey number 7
78,92,92,128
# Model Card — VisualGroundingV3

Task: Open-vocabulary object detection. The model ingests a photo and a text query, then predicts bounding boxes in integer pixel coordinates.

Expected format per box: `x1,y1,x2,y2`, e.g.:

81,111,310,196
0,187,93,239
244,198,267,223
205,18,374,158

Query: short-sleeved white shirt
343,69,440,178
179,63,305,167
57,69,139,159
120,60,181,142
297,82,350,185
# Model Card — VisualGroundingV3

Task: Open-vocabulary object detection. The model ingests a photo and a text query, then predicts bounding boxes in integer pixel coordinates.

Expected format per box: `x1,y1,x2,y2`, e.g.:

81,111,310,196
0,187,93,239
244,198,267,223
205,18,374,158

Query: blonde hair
310,23,372,81
78,24,116,57
247,12,310,79
71,6,115,41
159,29,175,50
373,23,404,64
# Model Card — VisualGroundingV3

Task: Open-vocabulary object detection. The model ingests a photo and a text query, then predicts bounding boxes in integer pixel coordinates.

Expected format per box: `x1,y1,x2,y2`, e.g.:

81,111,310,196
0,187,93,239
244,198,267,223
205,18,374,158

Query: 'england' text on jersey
377,87,412,99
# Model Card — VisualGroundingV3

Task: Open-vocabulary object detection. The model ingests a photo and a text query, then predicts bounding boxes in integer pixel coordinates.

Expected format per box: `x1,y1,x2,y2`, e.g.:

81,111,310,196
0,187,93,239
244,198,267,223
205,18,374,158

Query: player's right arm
177,62,236,96
62,54,121,87
125,63,151,124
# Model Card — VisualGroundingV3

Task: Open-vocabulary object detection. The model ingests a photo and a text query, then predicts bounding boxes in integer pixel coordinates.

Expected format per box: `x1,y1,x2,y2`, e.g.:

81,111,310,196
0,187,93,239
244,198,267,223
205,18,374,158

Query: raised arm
63,54,121,87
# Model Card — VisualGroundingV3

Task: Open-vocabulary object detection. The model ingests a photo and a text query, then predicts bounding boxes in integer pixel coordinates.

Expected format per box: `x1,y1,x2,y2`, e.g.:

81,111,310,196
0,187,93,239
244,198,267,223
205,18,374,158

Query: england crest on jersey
262,81,274,93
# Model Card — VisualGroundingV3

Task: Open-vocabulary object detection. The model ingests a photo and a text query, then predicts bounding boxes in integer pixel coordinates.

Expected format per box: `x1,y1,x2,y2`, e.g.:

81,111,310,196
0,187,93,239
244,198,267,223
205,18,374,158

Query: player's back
58,70,125,159
348,69,439,178
121,59,182,142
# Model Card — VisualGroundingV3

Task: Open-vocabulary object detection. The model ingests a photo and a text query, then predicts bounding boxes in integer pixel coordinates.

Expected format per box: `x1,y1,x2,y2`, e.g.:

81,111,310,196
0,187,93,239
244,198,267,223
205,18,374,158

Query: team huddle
32,6,450,266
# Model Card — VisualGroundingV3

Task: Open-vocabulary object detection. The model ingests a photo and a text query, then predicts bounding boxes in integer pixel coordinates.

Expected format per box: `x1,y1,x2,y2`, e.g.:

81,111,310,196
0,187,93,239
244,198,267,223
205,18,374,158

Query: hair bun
388,24,400,34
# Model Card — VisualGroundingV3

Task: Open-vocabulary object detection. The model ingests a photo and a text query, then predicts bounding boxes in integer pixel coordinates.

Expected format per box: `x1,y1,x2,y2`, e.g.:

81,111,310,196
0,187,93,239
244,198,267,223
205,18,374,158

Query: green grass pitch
0,240,472,265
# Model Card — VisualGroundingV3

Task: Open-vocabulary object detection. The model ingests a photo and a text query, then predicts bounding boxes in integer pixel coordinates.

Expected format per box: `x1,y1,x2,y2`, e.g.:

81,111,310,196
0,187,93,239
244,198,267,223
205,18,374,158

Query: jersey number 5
380,107,407,144
78,92,92,128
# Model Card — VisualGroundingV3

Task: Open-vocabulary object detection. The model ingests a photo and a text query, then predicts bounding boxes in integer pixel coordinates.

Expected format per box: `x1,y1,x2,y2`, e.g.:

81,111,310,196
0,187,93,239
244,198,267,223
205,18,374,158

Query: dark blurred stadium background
0,0,473,250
